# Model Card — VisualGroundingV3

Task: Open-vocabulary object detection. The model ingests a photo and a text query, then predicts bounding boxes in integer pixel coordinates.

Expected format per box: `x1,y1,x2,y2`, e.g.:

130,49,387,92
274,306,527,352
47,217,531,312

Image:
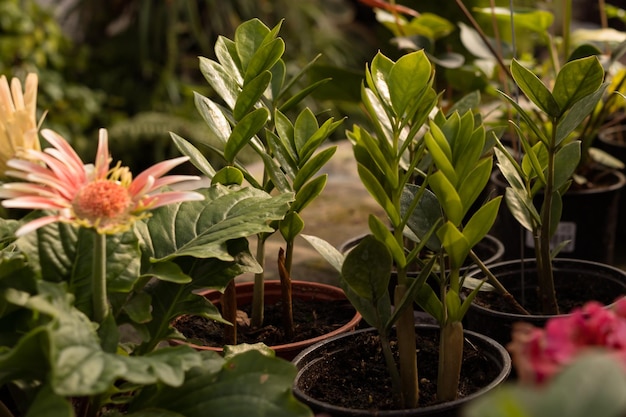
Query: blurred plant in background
3,0,384,173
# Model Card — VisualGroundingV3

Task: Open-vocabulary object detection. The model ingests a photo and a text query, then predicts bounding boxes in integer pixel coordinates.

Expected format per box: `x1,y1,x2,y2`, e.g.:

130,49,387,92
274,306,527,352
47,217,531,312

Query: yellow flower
0,128,204,236
0,73,40,178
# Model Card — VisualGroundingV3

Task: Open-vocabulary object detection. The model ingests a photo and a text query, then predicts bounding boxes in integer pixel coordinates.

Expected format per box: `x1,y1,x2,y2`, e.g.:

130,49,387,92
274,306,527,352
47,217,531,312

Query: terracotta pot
464,258,626,347
292,324,512,417
171,280,362,360
488,170,626,265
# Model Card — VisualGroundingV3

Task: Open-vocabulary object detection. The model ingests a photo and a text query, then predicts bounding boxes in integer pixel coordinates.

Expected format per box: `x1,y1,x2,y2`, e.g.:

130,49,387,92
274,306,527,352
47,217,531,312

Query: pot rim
466,257,626,320
171,280,362,354
292,324,512,416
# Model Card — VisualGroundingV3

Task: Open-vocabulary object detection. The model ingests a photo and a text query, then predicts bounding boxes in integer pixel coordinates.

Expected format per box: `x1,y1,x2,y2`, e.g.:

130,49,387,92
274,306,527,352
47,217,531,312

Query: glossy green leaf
130,350,312,417
350,125,396,189
555,83,608,145
429,171,463,225
553,141,581,190
141,261,191,284
294,108,319,155
193,93,231,145
138,186,292,262
170,133,217,179
214,36,243,85
504,187,537,232
224,108,269,163
437,221,470,270
298,118,343,163
552,56,604,112
425,124,457,185
234,18,272,72
341,235,391,302
457,157,492,217
244,38,284,85
402,185,442,251
267,130,297,180
233,71,272,121
463,197,502,248
199,57,239,110
357,163,401,226
389,50,432,117
369,215,406,269
301,234,344,272
279,212,305,242
290,174,327,213
548,191,563,239
293,147,336,192
511,59,560,117
274,110,296,160
212,166,244,186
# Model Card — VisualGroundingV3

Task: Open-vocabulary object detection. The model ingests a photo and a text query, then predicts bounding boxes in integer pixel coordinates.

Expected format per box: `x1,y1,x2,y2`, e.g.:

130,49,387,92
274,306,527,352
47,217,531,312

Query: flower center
73,180,130,221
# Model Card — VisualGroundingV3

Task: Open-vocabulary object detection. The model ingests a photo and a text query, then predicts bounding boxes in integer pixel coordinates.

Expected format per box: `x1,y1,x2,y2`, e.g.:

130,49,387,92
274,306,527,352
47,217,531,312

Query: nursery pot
464,258,626,347
488,170,626,265
598,125,626,244
292,324,512,417
171,280,361,360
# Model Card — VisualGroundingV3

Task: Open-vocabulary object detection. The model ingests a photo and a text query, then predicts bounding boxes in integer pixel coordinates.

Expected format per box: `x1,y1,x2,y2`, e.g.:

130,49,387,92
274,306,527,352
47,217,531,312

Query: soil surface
470,273,625,315
174,297,357,347
295,329,501,411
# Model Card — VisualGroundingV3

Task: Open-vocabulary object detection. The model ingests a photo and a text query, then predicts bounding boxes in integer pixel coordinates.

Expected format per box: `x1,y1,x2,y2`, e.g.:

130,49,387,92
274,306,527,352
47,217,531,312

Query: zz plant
495,56,606,314
172,18,342,341
308,50,508,408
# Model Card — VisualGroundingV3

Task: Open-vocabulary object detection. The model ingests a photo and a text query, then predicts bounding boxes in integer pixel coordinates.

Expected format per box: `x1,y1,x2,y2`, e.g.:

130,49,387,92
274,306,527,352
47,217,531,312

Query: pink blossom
508,298,626,384
0,128,204,235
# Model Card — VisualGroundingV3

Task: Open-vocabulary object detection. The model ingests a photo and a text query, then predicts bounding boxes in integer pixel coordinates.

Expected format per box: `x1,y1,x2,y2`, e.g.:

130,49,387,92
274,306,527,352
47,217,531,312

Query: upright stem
251,234,266,328
394,283,419,408
538,127,559,315
92,231,108,324
437,320,463,402
278,247,294,339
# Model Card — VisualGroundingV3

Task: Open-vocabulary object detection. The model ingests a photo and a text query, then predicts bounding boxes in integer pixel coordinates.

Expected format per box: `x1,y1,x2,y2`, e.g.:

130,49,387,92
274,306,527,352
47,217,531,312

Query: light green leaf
170,133,217,179
389,50,433,117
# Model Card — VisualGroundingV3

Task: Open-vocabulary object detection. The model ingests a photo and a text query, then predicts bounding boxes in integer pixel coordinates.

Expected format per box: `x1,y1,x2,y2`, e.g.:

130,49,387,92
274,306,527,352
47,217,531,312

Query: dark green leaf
511,59,560,117
224,108,269,163
233,71,272,121
341,235,391,302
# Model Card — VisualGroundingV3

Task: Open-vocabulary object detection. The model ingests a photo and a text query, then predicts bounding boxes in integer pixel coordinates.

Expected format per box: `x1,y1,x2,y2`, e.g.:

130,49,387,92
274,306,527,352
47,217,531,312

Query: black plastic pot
488,170,626,265
598,125,626,244
464,258,626,347
292,324,511,417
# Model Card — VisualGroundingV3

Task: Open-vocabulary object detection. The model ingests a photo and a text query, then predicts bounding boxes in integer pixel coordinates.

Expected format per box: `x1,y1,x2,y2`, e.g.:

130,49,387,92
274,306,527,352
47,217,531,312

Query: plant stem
469,250,530,314
278,247,294,339
538,127,559,315
394,283,419,408
92,231,109,323
437,320,463,402
222,280,238,344
251,234,266,328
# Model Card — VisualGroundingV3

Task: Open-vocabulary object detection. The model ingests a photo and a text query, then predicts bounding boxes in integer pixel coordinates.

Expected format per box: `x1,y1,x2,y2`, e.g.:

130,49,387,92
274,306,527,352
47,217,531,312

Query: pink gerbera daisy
0,128,204,236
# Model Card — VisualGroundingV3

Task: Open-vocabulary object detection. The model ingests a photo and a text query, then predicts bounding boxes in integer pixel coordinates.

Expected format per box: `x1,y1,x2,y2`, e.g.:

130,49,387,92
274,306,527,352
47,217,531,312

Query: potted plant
296,49,512,415
0,72,311,416
464,55,626,345
454,1,626,264
168,18,360,359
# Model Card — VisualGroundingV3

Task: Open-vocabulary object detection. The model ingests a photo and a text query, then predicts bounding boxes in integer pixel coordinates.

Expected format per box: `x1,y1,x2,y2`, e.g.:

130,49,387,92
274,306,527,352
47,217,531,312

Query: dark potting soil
470,274,623,315
297,330,500,411
174,298,357,347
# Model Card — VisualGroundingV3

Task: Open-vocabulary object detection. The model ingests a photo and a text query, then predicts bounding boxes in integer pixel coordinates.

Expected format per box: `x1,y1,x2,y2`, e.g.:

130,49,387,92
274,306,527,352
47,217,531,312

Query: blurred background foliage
4,0,625,172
